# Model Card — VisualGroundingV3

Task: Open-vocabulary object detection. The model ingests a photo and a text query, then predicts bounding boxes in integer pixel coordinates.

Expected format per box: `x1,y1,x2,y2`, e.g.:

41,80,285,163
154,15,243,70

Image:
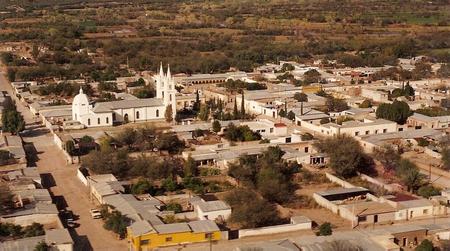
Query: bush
415,239,434,251
317,222,332,236
165,202,182,213
103,210,129,239
417,185,440,198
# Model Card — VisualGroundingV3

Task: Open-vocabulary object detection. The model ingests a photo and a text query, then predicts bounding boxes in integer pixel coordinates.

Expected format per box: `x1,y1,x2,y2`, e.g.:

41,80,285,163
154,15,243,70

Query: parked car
90,209,102,219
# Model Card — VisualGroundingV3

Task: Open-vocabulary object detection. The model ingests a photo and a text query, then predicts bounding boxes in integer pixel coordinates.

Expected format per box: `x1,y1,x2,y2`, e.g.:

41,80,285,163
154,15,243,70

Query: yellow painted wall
302,85,322,94
129,229,221,250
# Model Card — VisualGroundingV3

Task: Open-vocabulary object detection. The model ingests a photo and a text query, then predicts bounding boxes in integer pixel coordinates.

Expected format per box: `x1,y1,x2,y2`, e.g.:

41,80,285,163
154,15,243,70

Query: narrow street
0,65,128,251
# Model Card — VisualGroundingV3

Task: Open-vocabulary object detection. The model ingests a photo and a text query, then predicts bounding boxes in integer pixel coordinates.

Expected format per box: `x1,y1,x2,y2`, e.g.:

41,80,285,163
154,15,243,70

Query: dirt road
0,65,128,251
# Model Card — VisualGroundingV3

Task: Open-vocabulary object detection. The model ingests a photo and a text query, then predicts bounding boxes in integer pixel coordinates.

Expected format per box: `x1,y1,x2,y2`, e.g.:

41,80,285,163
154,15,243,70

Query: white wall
196,206,231,221
238,221,311,238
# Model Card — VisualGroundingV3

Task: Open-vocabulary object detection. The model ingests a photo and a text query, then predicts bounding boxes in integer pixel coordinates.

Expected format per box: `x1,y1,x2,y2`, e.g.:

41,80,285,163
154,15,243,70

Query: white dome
73,88,89,105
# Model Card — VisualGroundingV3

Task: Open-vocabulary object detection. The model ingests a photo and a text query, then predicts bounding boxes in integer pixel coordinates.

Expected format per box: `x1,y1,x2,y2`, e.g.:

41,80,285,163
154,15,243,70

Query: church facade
72,64,177,128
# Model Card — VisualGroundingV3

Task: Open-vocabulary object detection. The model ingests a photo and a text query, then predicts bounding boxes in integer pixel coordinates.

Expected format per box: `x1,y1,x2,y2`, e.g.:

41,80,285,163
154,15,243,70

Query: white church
72,64,177,127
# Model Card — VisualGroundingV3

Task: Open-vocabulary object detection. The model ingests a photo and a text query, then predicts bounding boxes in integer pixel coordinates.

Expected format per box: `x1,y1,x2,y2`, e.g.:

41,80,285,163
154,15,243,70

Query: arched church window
88,119,91,126
106,117,109,124
136,111,140,119
156,110,159,117
97,118,100,124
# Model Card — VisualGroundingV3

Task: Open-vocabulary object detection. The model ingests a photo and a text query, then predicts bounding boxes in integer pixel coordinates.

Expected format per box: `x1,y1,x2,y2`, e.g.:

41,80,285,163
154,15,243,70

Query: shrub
317,222,332,236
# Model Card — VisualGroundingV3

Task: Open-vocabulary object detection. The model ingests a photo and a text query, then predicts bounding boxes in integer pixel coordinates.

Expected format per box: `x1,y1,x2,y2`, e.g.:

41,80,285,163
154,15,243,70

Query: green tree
193,90,200,111
441,147,450,171
23,223,45,237
396,159,425,192
165,202,182,213
241,92,245,118
225,188,282,228
131,179,153,194
415,239,434,251
372,145,401,172
165,105,173,123
287,111,296,120
0,183,13,214
281,63,295,72
376,101,411,124
103,210,129,239
184,155,198,177
326,97,349,112
233,98,239,119
315,135,366,178
197,104,209,121
34,241,49,251
359,100,372,108
301,133,314,141
212,120,221,133
65,140,75,156
317,222,332,236
1,103,25,135
417,185,441,198
294,92,308,102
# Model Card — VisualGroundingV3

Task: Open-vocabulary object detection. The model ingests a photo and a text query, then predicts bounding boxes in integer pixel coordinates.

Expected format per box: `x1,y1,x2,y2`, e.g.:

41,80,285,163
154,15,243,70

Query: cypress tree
241,92,245,118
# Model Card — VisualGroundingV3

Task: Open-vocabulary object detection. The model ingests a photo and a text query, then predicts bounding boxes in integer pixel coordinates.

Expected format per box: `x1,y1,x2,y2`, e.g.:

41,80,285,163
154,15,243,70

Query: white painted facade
72,64,176,127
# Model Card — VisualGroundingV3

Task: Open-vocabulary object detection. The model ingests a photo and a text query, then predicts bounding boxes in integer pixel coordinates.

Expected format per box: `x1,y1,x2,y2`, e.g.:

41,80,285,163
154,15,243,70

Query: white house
72,64,177,127
191,198,231,221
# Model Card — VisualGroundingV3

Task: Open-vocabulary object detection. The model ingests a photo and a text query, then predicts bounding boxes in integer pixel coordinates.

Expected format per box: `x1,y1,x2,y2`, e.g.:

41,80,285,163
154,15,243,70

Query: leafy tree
223,123,261,142
376,101,411,124
23,223,45,237
155,133,184,153
65,140,75,156
212,120,221,133
182,176,205,194
294,92,308,102
165,202,182,213
184,155,198,177
281,63,295,72
359,100,372,108
162,178,178,192
415,239,434,251
278,109,286,117
117,128,137,148
373,145,401,172
301,133,314,141
417,185,441,198
317,222,332,236
225,188,282,228
103,210,129,238
303,69,321,84
326,97,349,112
80,135,95,143
165,105,173,123
34,241,49,251
1,103,25,135
192,129,204,139
315,135,366,178
257,165,293,204
396,159,425,192
287,111,296,120
131,179,153,194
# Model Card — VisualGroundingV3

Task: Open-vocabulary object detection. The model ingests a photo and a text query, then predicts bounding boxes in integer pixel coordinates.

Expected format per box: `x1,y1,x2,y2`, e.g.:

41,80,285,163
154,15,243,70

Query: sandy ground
0,64,128,251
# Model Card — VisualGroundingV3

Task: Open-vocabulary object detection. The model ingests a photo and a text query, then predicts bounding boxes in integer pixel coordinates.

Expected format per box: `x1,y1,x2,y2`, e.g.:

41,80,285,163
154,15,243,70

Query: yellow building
128,220,221,250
